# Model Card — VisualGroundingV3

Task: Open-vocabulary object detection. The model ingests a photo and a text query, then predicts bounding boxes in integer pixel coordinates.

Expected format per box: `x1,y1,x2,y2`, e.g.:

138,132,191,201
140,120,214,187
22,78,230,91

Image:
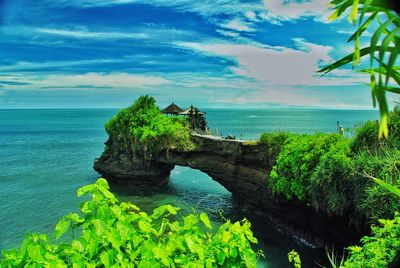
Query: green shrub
351,106,400,153
388,105,400,148
269,133,343,201
341,213,400,268
258,132,291,166
105,96,193,160
309,137,353,216
350,120,381,153
267,122,400,224
352,150,400,222
0,179,262,267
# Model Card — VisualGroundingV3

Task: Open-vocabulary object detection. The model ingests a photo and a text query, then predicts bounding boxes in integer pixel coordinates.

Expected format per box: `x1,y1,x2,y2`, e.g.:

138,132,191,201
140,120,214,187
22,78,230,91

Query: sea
0,108,379,267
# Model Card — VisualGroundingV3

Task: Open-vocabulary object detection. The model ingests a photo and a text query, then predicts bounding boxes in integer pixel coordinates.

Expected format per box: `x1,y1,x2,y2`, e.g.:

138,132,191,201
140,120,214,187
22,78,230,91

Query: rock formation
94,133,362,248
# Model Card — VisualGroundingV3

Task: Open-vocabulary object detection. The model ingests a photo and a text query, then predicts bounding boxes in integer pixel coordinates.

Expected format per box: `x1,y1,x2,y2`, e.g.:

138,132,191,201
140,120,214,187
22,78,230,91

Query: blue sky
0,0,393,108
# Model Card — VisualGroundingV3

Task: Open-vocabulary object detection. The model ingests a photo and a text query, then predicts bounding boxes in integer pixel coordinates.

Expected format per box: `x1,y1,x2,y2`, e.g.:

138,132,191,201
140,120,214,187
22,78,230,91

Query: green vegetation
105,96,193,160
259,107,400,267
320,0,400,138
343,215,400,267
287,250,302,268
259,132,291,162
261,106,400,223
0,179,262,267
269,133,348,202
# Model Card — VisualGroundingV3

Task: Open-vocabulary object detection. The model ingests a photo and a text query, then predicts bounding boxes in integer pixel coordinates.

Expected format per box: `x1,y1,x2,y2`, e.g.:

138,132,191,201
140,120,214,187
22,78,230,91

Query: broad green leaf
100,251,112,267
55,219,70,240
88,231,98,258
96,178,109,189
217,251,226,264
28,245,43,262
92,219,106,236
184,235,196,253
67,213,84,223
138,220,153,233
77,184,95,197
152,246,170,266
71,240,84,252
98,186,116,200
152,204,179,219
199,213,212,229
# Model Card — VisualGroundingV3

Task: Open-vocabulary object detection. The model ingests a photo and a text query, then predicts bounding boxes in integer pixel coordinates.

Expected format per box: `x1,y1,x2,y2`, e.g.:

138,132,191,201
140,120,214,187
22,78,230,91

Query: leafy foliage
269,133,344,201
287,250,302,268
0,179,262,267
265,122,400,223
352,150,400,222
320,0,400,138
351,106,400,152
105,96,193,160
340,213,400,268
258,132,291,166
309,137,353,216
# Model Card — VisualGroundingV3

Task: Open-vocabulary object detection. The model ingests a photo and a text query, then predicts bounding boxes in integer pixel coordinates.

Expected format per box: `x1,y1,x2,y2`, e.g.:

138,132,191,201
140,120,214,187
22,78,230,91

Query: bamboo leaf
385,43,400,87
348,10,377,42
385,87,400,94
318,46,395,74
349,0,359,24
369,17,395,68
373,177,400,198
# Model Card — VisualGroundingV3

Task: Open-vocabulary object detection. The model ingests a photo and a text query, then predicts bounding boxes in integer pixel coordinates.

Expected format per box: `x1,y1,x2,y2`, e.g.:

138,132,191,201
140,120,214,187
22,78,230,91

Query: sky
0,0,395,109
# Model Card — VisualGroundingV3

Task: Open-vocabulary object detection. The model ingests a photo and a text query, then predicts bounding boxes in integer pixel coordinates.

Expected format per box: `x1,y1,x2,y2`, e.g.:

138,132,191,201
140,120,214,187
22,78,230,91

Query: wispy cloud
0,81,31,86
1,73,171,90
221,18,255,32
0,0,379,109
337,29,373,37
0,59,130,72
175,38,367,87
36,28,148,40
263,0,331,22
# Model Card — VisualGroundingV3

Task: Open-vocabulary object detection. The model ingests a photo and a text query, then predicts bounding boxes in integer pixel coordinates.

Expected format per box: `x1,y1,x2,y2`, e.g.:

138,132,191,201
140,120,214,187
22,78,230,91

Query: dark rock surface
94,133,363,248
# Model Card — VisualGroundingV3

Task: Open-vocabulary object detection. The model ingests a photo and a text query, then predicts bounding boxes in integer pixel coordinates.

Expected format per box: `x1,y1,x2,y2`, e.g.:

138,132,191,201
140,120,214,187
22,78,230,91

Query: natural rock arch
94,133,362,248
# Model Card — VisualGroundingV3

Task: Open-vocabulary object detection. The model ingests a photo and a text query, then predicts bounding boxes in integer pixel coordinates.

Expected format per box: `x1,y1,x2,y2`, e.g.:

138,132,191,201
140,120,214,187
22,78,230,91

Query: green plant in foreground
320,0,400,138
287,250,302,268
336,213,400,268
0,178,262,267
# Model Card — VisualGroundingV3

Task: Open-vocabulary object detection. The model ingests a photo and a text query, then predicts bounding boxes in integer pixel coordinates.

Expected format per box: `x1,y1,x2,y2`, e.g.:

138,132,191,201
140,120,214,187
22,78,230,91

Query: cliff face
94,134,174,187
94,133,362,248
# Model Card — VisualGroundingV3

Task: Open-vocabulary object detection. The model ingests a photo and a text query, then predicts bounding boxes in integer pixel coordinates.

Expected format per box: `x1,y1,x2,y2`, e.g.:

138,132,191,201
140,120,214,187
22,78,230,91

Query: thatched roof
161,103,184,114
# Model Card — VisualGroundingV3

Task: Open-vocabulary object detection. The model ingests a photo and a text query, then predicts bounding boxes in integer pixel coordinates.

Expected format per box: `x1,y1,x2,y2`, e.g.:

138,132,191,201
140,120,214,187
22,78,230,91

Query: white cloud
337,29,373,37
216,29,240,38
214,87,323,106
0,59,129,72
36,28,148,40
175,39,367,87
2,73,171,90
245,11,258,21
221,18,255,32
263,0,331,22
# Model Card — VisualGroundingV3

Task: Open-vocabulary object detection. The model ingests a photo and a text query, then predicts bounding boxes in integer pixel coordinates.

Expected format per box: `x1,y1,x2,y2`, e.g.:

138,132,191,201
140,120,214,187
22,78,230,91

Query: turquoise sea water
0,108,379,267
